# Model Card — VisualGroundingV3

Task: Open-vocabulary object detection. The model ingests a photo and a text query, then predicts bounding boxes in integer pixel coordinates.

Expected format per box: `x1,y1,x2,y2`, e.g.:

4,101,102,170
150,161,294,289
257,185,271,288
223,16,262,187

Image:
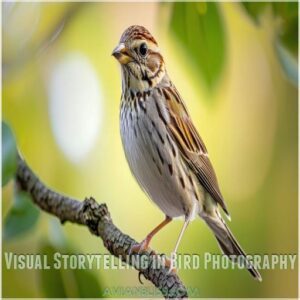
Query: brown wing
163,86,229,216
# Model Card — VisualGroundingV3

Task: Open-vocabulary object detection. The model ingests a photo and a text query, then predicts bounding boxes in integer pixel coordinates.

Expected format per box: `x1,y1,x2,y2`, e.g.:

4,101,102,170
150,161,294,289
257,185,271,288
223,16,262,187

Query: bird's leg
173,218,190,255
167,218,190,271
130,216,172,254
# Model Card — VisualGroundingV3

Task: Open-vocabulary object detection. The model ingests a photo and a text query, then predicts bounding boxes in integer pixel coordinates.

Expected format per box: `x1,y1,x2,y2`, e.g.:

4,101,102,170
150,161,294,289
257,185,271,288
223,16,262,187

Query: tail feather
202,213,262,282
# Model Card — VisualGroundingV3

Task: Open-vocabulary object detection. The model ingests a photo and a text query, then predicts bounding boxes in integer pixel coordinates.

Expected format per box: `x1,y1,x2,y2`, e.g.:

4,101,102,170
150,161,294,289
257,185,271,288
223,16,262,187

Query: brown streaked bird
112,25,261,281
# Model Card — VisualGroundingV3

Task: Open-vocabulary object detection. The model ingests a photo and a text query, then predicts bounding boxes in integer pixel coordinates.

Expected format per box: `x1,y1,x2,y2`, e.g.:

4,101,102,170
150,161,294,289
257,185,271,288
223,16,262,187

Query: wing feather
164,86,229,216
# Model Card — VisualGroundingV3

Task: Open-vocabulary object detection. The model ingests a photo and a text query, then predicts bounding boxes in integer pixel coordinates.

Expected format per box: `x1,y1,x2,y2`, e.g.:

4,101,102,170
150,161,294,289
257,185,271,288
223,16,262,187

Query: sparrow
112,25,261,281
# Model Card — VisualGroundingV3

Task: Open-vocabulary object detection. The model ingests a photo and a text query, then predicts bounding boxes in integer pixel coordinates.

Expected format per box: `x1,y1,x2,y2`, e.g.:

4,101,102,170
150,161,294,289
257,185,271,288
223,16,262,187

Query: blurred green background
2,2,298,298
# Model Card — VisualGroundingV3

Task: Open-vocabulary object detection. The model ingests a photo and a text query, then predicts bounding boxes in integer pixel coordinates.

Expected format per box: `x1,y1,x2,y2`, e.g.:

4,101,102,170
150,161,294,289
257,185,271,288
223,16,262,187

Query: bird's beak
112,43,132,65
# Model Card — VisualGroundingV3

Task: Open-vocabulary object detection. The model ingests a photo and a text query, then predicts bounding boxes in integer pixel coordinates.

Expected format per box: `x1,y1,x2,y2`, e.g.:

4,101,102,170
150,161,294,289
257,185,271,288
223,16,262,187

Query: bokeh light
47,52,102,163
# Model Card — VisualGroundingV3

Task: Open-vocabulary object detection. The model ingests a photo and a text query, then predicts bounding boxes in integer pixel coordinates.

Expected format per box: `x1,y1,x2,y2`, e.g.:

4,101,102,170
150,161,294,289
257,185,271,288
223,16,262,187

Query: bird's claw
129,242,177,273
128,240,151,256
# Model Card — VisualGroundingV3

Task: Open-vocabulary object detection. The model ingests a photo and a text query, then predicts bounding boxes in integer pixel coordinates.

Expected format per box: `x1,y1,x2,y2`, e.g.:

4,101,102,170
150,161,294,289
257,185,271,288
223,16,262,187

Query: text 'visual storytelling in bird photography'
2,2,299,299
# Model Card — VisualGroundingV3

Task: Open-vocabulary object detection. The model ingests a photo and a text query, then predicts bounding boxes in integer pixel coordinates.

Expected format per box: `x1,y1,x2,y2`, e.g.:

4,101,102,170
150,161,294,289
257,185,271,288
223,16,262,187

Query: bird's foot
129,239,152,255
129,242,177,273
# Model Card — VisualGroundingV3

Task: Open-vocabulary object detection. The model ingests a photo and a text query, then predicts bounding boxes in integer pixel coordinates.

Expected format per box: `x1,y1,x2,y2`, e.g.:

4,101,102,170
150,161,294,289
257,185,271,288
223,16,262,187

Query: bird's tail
201,213,262,281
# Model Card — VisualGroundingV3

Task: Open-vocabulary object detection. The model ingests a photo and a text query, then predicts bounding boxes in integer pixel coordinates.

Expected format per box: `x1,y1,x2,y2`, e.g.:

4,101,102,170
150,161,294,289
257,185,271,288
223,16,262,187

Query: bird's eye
139,43,148,57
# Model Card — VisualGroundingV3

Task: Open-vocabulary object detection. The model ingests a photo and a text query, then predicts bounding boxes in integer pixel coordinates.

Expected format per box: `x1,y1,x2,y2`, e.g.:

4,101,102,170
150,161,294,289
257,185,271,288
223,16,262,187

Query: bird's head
112,25,166,91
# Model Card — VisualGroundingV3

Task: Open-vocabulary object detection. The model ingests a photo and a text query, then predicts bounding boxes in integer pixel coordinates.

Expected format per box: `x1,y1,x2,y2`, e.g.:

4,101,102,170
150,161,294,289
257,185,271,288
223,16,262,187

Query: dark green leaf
272,2,298,83
73,268,102,297
241,2,298,85
39,243,102,298
241,2,268,24
39,244,67,298
278,15,298,57
3,191,40,240
2,121,17,186
170,2,226,90
272,2,298,20
272,2,298,57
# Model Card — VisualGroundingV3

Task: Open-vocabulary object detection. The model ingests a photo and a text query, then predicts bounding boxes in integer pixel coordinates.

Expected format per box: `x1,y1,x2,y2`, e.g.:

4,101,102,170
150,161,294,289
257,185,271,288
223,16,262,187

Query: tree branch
16,155,188,299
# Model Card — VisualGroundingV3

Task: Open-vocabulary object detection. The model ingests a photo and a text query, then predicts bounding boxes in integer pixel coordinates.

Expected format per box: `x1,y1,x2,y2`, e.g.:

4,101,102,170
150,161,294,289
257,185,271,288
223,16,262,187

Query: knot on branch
82,197,111,235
